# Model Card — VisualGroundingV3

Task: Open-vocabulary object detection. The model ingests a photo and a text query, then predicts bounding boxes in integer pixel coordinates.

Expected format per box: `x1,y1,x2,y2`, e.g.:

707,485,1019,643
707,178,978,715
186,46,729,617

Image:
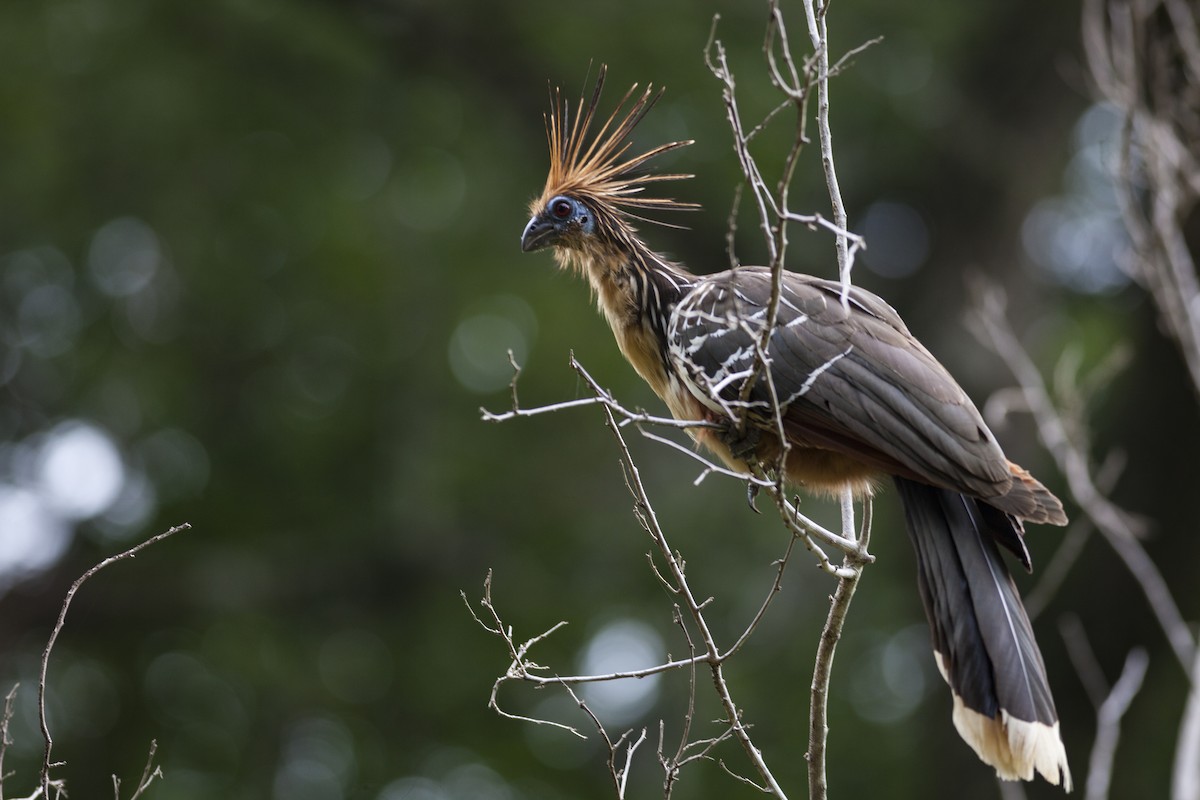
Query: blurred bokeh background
1,1,1196,798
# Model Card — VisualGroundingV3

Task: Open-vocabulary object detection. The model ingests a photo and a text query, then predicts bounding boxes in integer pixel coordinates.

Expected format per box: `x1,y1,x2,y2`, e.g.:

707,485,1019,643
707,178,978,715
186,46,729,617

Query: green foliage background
1,1,1196,798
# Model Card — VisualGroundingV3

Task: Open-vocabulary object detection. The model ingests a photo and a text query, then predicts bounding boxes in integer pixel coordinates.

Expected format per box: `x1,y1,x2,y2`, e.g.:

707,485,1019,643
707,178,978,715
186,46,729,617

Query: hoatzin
520,66,1072,789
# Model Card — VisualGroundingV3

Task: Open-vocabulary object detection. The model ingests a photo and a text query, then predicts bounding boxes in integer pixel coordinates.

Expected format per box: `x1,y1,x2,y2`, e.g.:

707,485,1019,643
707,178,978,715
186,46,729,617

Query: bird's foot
715,417,761,462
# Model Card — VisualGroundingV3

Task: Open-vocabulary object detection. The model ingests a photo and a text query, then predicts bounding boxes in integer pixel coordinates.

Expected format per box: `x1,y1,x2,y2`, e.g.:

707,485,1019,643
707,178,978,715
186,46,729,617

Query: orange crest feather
532,64,699,226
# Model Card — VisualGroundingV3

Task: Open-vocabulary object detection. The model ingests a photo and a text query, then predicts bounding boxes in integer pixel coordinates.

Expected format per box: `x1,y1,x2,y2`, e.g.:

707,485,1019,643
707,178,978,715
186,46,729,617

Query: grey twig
1060,618,1150,800
972,285,1195,672
38,523,191,799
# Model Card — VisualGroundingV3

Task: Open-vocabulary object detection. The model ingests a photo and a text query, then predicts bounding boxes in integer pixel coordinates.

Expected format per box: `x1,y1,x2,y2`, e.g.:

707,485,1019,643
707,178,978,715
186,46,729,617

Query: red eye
551,198,573,219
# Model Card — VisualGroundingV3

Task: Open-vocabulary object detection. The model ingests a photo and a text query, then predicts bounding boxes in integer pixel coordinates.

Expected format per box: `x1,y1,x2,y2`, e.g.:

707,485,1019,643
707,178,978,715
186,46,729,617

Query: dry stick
705,21,779,268
115,740,162,800
807,494,871,800
0,685,17,800
1081,5,1200,796
801,0,854,290
704,33,786,422
563,357,861,563
1174,644,1200,800
973,288,1197,673
1086,650,1148,800
555,678,643,800
596,401,788,799
1059,618,1150,800
482,351,722,436
1083,0,1200,396
1021,451,1124,621
660,605,700,799
38,523,191,799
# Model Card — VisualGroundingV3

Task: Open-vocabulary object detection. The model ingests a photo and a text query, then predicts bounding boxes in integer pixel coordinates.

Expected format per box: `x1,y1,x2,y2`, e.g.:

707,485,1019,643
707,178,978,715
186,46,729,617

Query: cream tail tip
950,695,1073,791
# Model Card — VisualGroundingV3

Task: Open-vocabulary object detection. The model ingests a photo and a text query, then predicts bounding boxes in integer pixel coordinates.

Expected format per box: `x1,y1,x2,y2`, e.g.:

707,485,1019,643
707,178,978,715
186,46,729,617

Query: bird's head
521,64,698,262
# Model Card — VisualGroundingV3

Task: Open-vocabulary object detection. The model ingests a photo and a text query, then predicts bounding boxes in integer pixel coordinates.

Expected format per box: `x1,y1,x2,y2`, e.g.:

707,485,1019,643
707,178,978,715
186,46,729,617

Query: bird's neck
556,239,695,397
557,240,692,331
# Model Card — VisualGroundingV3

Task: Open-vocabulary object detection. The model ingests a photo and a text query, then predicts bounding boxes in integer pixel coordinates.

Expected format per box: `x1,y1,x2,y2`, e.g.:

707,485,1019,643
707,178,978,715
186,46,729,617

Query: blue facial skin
521,195,595,252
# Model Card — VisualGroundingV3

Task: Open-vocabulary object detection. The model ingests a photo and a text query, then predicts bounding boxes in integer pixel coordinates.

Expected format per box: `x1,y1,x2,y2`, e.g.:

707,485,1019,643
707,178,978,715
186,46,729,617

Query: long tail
894,476,1072,790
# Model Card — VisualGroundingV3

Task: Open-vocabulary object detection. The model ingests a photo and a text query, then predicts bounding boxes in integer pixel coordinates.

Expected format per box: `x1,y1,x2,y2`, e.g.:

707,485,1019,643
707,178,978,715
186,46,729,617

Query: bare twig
0,684,17,800
706,6,867,422
38,523,190,799
461,572,585,739
807,491,871,800
1087,649,1149,800
1080,4,1200,794
658,607,699,799
972,285,1196,673
799,0,857,289
616,727,648,799
114,740,163,800
598,402,789,798
482,352,721,435
1022,452,1125,621
1175,641,1200,800
1083,0,1200,395
1060,618,1150,800
1022,518,1095,622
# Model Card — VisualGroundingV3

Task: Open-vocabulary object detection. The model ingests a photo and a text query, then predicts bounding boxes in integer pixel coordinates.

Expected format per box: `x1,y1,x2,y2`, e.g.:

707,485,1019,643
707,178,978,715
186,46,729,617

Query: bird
519,65,1072,790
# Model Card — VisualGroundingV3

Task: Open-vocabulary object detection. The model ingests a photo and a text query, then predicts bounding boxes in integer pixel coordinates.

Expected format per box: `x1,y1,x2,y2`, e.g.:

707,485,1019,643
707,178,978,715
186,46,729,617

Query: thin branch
1060,618,1150,800
481,352,721,434
800,0,856,290
1022,518,1094,622
659,607,701,800
596,401,789,798
115,740,162,800
1085,648,1149,800
0,684,16,800
617,728,648,799
565,353,865,568
807,491,871,800
1174,643,1200,800
555,679,636,797
38,523,191,799
972,284,1196,673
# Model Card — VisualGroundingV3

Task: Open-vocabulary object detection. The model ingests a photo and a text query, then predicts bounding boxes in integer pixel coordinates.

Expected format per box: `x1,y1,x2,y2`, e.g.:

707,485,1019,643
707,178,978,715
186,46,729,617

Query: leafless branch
706,4,867,420
1081,3,1200,795
799,0,857,289
972,284,1196,673
1175,644,1200,800
1060,617,1150,800
807,491,871,800
113,740,163,800
1083,0,1200,397
461,571,585,739
36,524,190,799
0,685,16,800
598,401,790,797
1023,451,1126,621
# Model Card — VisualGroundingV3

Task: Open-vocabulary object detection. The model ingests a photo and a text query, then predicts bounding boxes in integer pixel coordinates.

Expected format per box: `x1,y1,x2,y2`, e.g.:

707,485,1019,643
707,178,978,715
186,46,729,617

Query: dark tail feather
894,476,1072,790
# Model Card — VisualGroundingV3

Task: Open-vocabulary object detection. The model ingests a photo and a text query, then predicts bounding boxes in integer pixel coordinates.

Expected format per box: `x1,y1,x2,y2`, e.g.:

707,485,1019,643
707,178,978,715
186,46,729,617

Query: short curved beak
521,215,556,253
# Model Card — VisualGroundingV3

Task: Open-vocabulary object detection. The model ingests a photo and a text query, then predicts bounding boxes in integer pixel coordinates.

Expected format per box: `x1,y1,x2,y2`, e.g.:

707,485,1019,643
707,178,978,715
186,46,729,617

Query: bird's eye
550,198,573,220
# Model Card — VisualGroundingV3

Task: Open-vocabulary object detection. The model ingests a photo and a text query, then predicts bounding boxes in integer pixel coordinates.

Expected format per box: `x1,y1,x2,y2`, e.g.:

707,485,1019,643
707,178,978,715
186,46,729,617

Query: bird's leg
713,413,762,462
708,412,765,512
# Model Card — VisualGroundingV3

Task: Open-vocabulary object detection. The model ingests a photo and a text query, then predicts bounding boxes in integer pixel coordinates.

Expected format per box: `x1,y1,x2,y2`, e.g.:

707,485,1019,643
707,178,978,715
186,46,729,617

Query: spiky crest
531,64,699,227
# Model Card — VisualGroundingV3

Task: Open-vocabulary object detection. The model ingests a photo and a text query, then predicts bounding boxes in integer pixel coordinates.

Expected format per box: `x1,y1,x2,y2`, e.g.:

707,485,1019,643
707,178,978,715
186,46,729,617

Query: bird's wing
667,267,1016,502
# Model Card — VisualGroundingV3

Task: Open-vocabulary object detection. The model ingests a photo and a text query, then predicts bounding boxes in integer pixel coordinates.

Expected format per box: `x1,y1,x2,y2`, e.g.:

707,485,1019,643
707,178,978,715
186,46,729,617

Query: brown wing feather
668,267,1065,525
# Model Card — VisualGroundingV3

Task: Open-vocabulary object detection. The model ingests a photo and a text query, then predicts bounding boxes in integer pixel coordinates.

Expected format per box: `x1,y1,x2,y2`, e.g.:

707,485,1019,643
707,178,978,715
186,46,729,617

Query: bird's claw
746,482,761,513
